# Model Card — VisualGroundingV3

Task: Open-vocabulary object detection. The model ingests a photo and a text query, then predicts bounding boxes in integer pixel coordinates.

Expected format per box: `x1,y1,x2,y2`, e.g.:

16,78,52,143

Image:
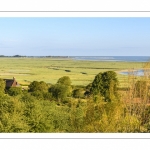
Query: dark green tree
90,72,103,96
91,71,119,102
102,71,119,102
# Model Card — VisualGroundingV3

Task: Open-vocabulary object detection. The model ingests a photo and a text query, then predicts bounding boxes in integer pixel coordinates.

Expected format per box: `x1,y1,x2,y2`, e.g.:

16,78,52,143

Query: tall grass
0,57,143,86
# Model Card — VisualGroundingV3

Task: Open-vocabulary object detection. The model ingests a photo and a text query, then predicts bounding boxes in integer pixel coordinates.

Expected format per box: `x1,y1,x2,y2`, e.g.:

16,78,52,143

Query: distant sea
71,56,150,62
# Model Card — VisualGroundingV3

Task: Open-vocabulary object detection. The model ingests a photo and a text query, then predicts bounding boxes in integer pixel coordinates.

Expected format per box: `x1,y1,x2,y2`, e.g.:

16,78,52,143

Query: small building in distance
4,77,20,89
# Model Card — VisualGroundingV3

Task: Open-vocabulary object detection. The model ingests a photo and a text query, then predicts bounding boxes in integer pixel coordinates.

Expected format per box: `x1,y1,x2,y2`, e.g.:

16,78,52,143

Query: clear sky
0,17,150,56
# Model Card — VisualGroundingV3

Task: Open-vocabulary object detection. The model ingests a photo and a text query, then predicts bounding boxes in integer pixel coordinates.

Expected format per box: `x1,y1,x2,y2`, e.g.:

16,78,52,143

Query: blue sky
0,17,150,56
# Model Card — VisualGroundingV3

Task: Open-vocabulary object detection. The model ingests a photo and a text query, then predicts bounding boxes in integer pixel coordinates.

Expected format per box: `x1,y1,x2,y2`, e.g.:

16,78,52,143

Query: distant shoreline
0,56,150,62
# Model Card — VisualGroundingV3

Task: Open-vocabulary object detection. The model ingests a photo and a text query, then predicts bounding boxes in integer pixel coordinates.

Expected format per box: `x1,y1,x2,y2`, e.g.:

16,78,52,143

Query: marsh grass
0,57,143,87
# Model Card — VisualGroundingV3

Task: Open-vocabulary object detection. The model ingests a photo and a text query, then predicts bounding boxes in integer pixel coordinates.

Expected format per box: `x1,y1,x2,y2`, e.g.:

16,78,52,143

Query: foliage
72,88,84,98
84,83,92,97
57,76,71,86
28,81,48,92
135,80,148,99
43,92,52,100
0,85,149,132
49,84,71,102
49,76,72,102
0,78,5,94
7,87,22,96
31,91,44,99
0,94,29,132
102,71,119,102
91,71,119,102
90,72,103,96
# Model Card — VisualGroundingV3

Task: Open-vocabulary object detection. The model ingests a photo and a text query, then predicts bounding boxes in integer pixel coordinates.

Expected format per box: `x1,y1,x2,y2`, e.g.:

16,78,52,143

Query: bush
31,91,44,99
28,81,48,92
7,87,22,96
43,92,52,100
49,84,72,102
72,88,84,98
57,76,71,86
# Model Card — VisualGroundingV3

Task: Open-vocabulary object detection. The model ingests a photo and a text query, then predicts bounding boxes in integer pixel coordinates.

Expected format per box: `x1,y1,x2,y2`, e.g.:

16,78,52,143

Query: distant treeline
0,55,70,58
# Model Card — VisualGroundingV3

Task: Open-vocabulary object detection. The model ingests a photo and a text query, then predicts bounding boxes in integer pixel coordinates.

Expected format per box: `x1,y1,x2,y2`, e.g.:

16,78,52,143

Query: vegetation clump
7,87,22,96
90,71,119,102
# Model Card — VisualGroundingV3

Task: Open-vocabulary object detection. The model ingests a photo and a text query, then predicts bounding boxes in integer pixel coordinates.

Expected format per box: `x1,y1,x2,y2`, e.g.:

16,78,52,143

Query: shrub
49,84,71,102
57,76,71,86
28,81,48,92
31,91,44,99
72,88,84,98
7,87,22,96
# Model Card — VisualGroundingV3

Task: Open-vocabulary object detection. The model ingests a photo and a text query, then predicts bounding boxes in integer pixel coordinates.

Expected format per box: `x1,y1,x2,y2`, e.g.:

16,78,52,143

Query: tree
91,71,119,102
49,76,72,102
28,81,48,92
102,71,119,102
90,72,103,96
49,84,70,102
57,76,71,86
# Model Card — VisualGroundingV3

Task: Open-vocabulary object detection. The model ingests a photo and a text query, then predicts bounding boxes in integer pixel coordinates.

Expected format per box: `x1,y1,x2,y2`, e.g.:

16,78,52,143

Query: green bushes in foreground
0,92,149,133
0,71,150,132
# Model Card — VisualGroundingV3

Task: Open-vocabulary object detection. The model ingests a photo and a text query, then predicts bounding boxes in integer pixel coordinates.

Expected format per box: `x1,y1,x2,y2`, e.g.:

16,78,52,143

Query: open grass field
0,57,145,87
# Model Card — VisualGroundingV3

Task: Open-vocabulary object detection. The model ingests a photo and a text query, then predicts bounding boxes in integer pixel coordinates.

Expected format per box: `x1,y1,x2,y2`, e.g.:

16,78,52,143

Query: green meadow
0,57,144,87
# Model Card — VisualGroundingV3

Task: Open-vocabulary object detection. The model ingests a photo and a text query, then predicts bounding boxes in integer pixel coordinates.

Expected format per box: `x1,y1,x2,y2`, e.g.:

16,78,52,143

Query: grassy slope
0,57,144,87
